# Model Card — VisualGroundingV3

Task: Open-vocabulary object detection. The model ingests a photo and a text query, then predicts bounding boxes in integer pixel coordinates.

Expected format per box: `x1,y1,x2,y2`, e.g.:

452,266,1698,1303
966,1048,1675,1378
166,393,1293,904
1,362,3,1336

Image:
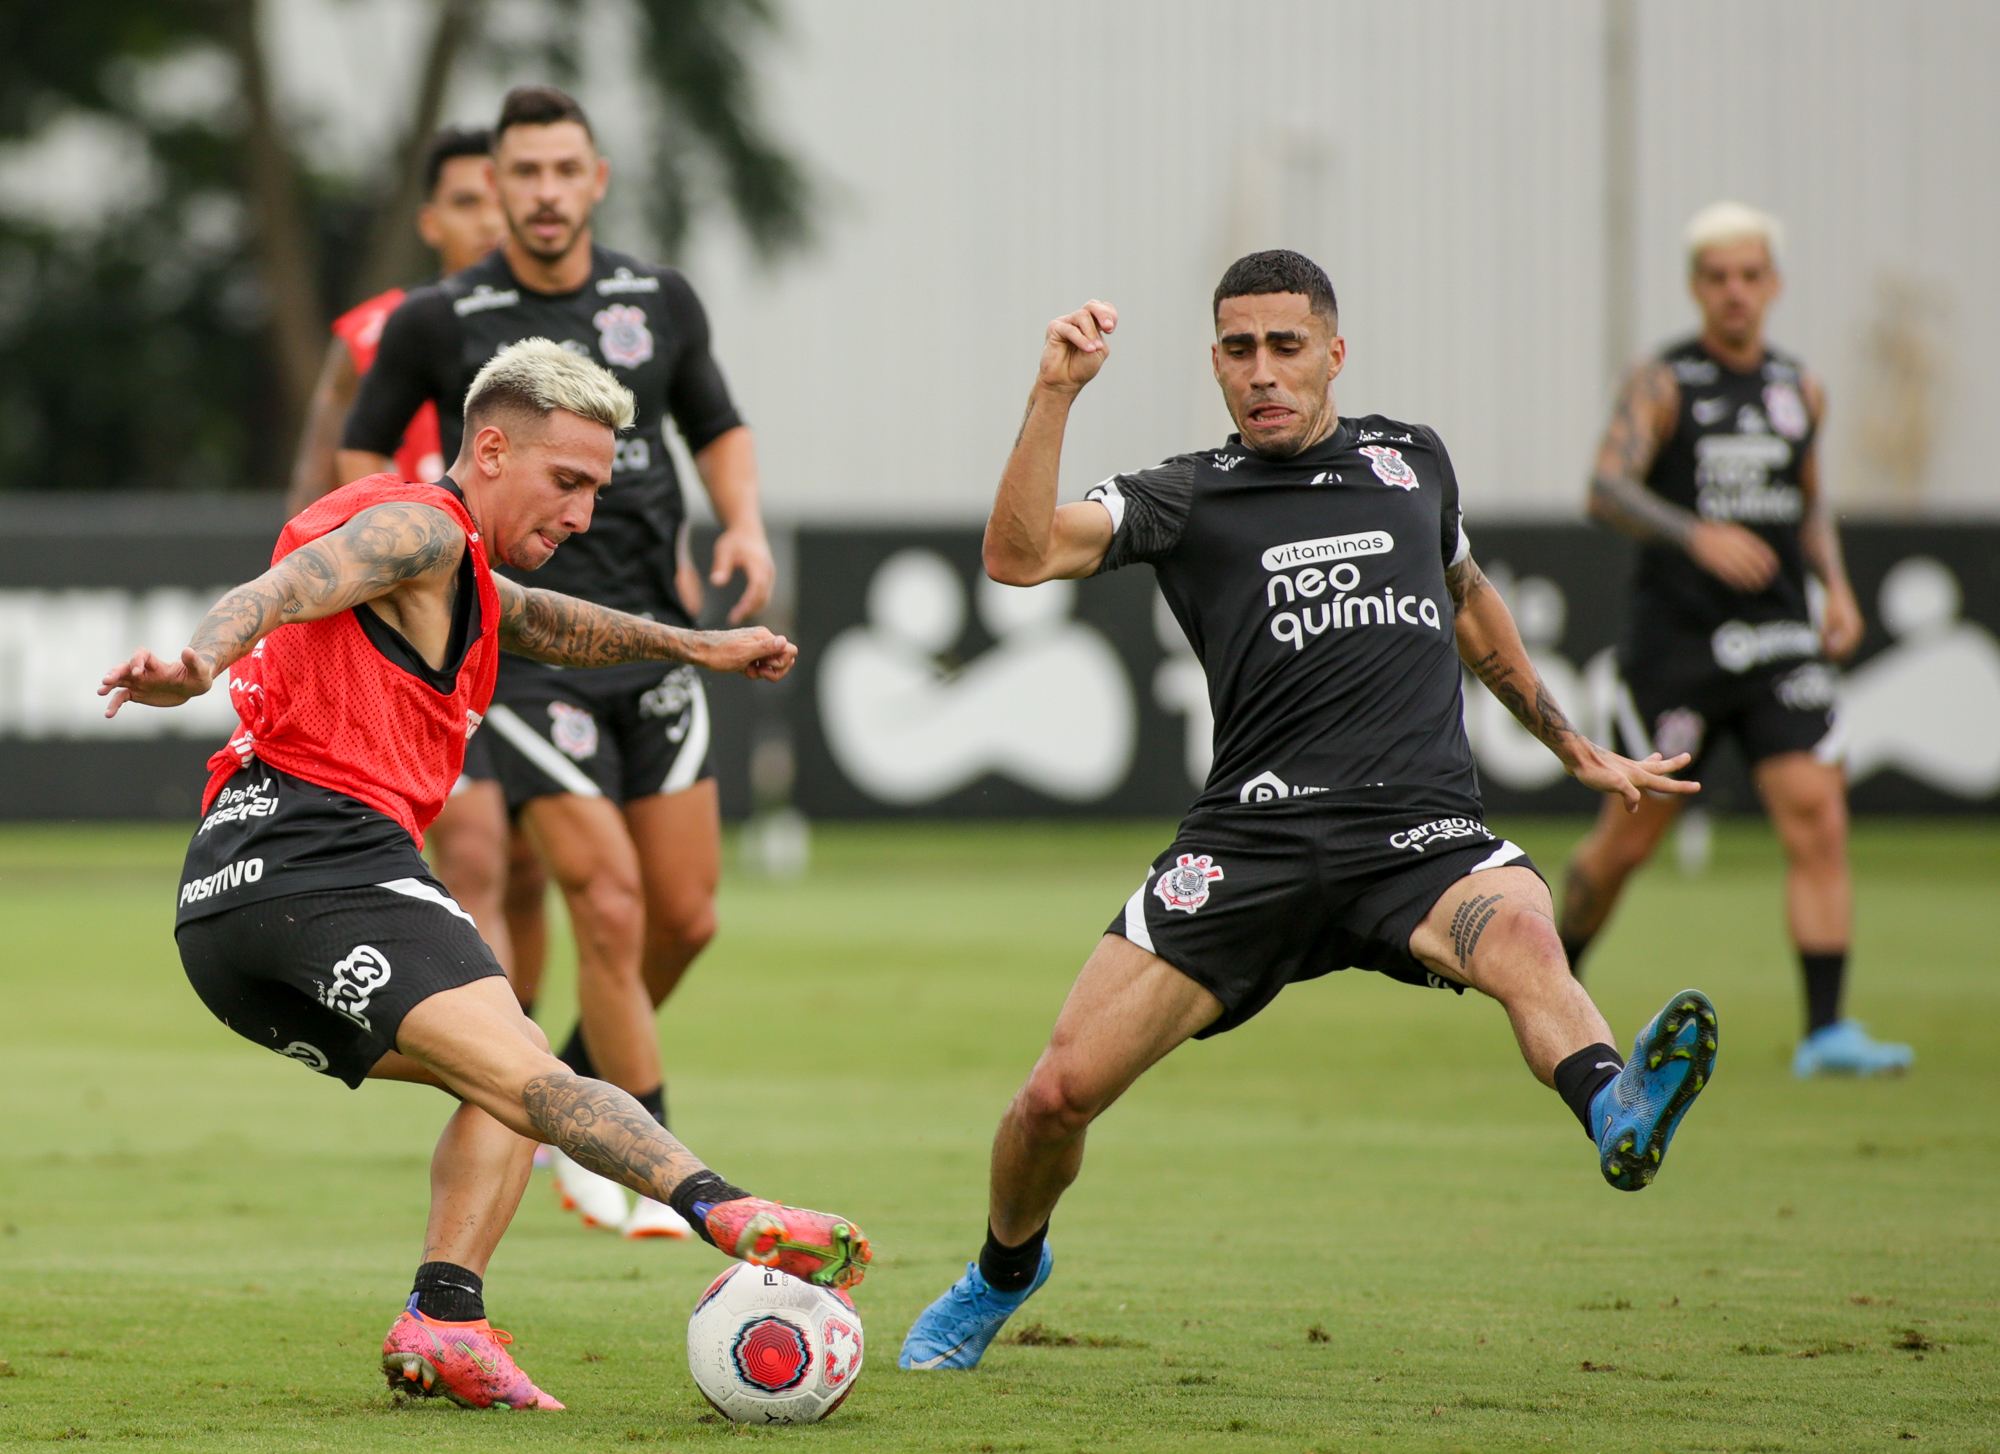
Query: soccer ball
685,1262,864,1423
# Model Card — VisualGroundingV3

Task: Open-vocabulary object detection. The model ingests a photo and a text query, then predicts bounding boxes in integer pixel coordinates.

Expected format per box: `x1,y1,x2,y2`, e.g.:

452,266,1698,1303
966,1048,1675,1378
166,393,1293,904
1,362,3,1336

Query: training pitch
0,817,1993,1452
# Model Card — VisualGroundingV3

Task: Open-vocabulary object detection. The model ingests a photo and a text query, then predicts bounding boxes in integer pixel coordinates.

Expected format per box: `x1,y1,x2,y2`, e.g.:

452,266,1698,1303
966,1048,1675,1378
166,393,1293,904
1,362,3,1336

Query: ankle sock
1800,951,1845,1035
412,1261,485,1323
978,1222,1049,1294
1559,934,1593,979
1554,1043,1625,1137
669,1171,752,1247
556,1024,597,1080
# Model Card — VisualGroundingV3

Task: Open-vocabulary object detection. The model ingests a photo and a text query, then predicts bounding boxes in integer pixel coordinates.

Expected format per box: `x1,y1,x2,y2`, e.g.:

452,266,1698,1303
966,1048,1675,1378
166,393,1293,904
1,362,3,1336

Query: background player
102,338,867,1410
1559,202,1912,1078
284,124,522,992
901,253,1717,1371
340,87,774,1237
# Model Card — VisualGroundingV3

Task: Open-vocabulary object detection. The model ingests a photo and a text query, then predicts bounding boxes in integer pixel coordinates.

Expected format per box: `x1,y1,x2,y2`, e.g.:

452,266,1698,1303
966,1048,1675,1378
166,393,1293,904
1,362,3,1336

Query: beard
507,209,584,263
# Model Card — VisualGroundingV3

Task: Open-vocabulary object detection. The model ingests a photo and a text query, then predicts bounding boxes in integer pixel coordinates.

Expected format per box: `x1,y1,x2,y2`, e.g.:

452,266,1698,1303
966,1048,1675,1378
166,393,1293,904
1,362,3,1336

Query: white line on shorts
376,877,479,928
659,677,711,796
484,703,605,798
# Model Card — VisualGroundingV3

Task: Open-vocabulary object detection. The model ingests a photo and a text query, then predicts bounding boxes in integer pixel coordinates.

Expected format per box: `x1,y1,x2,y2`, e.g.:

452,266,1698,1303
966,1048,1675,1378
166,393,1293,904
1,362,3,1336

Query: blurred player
339,86,774,1239
284,125,523,990
1560,202,1912,1078
901,253,1717,1371
102,339,866,1411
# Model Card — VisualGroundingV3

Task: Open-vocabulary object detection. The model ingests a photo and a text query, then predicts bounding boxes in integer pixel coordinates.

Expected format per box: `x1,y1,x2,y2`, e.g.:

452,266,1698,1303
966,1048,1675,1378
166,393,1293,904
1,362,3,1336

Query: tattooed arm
1447,552,1700,810
495,576,798,680
100,502,464,715
1796,373,1864,660
1588,357,1778,592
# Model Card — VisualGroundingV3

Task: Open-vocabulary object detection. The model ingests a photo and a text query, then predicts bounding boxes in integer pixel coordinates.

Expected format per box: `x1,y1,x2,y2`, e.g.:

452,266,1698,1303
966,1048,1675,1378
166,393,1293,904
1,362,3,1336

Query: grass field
0,817,1994,1453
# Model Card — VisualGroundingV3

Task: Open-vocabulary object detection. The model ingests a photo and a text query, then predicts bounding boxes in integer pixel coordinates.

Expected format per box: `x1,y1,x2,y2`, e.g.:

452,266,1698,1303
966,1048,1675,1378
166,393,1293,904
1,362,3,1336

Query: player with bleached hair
1559,202,1912,1078
101,338,869,1411
902,251,1719,1371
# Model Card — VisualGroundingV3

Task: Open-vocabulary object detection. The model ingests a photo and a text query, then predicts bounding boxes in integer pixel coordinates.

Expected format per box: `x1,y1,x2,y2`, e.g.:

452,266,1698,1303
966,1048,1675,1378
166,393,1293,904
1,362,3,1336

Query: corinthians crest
1359,444,1419,490
1154,852,1224,913
593,303,654,369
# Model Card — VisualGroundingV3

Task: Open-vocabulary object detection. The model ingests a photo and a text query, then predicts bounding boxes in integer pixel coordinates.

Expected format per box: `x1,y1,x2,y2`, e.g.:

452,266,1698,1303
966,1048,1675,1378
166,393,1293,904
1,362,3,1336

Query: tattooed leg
520,1071,706,1201
1409,866,1612,1084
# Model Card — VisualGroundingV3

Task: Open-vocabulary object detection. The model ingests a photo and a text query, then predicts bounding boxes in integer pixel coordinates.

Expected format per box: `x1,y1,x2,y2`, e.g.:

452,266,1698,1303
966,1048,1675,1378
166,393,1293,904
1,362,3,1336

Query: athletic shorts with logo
1620,629,1838,773
479,662,711,810
1107,794,1541,1037
174,760,503,1088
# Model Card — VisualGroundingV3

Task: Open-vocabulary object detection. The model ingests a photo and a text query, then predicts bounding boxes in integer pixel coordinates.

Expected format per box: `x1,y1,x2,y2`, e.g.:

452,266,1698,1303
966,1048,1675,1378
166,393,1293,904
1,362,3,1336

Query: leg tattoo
522,1072,705,1203
1450,893,1505,973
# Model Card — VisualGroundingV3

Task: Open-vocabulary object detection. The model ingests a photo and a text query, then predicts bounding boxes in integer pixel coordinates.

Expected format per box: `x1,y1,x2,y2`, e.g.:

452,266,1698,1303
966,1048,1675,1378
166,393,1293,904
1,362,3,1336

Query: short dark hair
1213,249,1339,330
423,125,493,197
495,85,596,145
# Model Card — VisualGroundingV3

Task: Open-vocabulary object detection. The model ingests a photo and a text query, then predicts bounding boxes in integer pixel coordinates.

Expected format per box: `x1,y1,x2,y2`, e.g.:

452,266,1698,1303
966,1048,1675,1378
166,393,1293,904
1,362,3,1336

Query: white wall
668,0,1997,523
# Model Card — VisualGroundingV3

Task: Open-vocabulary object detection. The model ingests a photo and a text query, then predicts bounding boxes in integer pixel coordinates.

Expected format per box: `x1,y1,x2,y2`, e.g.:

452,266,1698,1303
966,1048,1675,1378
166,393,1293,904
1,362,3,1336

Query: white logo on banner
0,588,239,740
817,550,1135,804
1840,557,2000,797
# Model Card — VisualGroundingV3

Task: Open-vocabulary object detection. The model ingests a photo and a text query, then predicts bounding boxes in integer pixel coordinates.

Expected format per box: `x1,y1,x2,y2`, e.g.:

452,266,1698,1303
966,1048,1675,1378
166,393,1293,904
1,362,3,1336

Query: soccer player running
101,339,868,1411
285,124,524,989
901,251,1717,1372
339,87,771,1237
1558,203,1912,1078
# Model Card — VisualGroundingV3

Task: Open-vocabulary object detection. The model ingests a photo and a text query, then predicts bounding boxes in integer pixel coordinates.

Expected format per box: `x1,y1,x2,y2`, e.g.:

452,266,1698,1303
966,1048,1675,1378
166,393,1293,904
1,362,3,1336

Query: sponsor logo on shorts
1652,708,1705,761
1711,618,1819,674
197,779,278,835
179,856,264,905
1359,445,1420,490
594,303,654,369
548,701,600,760
638,666,697,728
1153,852,1224,913
279,1041,328,1072
1774,661,1838,711
319,945,392,1031
1389,817,1494,853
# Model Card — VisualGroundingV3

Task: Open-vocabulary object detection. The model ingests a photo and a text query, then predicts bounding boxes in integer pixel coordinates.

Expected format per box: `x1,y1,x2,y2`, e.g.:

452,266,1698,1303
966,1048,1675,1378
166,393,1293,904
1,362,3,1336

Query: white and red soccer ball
686,1263,863,1423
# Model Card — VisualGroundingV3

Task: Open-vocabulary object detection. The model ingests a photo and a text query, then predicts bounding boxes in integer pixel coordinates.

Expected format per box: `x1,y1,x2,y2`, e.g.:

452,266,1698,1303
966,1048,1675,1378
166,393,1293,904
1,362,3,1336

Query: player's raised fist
694,627,797,682
99,647,216,716
1039,300,1117,395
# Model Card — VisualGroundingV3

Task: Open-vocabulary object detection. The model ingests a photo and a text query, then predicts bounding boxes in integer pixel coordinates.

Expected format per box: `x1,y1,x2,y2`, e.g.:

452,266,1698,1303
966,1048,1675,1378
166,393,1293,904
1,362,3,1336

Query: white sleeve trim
1084,477,1126,532
1449,521,1472,567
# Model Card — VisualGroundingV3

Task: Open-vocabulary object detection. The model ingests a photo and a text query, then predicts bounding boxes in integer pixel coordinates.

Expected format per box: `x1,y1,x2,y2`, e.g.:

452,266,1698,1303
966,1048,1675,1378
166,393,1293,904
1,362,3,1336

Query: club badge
549,701,600,760
1763,382,1809,440
593,303,654,369
1359,445,1419,490
1154,852,1224,914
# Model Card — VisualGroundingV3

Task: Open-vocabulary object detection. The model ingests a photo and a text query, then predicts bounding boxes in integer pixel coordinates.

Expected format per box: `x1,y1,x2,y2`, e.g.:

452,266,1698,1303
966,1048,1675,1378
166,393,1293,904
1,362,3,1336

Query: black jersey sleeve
1087,456,1198,573
342,289,457,455
1417,424,1470,567
659,271,743,454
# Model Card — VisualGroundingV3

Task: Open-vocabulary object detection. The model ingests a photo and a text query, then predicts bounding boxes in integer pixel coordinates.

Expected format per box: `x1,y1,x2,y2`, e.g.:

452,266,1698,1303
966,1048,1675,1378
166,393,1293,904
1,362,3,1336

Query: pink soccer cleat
381,1295,564,1410
702,1197,872,1290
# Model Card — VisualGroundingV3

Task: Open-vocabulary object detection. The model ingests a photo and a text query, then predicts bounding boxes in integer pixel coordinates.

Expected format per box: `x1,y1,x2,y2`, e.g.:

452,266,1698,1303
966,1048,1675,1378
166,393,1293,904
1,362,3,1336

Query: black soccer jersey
342,245,743,632
1633,338,1817,648
1091,416,1477,814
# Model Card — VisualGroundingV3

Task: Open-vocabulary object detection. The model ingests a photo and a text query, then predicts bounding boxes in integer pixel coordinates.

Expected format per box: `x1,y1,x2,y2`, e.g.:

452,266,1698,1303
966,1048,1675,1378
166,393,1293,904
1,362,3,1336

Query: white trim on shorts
1468,840,1527,873
483,702,605,798
658,676,711,796
1121,875,1156,954
375,876,479,928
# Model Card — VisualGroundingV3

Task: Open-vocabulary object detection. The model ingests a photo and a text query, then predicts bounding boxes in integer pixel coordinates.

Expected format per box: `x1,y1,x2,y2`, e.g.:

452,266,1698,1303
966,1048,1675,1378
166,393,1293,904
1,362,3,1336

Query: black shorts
479,663,711,811
454,730,496,788
1106,798,1542,1037
1619,639,1839,773
176,881,504,1088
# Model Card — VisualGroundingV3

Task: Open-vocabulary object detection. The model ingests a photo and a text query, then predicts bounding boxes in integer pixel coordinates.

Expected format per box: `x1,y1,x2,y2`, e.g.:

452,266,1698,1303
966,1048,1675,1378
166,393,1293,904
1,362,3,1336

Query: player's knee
655,898,717,956
573,873,645,956
1467,901,1566,983
1013,1064,1100,1141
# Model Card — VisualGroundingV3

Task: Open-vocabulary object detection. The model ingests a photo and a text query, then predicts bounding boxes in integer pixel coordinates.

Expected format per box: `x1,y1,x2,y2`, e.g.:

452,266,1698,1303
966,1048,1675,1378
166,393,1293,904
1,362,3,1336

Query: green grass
0,817,1995,1452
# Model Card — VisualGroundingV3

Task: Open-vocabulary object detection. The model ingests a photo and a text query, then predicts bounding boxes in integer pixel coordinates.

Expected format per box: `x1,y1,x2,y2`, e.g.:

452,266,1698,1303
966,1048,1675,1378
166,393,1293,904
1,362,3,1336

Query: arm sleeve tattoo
1450,554,1582,756
1587,359,1698,548
496,576,703,667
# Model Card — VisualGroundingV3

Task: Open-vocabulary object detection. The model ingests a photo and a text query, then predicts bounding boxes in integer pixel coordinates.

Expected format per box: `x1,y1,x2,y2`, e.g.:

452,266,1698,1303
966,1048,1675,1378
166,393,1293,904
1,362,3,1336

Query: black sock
978,1222,1049,1293
1560,934,1593,979
1553,1043,1625,1137
668,1171,752,1247
633,1084,667,1126
556,1024,597,1080
411,1261,485,1322
1801,951,1846,1035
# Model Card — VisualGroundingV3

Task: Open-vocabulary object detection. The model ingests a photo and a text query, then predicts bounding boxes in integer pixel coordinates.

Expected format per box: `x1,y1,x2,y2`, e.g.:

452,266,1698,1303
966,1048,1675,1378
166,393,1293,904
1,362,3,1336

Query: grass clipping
999,1322,1146,1349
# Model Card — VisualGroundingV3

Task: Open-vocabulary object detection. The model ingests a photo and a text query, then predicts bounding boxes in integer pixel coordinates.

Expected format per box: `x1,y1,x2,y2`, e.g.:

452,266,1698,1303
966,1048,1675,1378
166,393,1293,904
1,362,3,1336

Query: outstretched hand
99,648,216,717
692,627,797,682
1038,300,1117,395
1567,740,1700,811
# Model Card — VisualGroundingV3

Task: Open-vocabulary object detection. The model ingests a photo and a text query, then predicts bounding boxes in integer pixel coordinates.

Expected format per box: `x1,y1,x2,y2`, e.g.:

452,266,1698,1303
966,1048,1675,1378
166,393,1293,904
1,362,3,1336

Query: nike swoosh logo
1596,1063,1621,1072
905,1338,973,1371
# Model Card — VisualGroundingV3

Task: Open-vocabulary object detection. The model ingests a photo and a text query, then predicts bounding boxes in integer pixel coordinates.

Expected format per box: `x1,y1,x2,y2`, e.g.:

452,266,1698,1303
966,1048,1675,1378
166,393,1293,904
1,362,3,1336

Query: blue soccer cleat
1592,988,1718,1191
1793,1020,1913,1078
898,1243,1054,1371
